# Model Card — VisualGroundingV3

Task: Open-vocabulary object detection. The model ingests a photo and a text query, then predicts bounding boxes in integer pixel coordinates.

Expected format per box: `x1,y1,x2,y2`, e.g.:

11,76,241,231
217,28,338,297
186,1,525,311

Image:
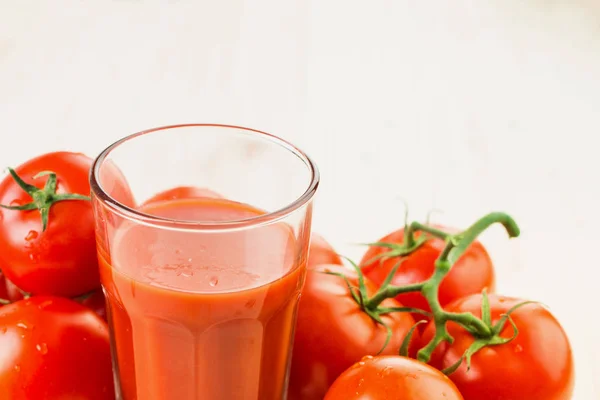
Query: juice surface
99,198,305,400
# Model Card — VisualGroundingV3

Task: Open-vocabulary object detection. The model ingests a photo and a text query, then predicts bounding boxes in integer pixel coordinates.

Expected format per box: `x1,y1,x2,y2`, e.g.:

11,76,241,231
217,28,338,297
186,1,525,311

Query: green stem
366,282,424,310
346,211,519,361
445,212,519,264
407,221,451,241
415,212,519,363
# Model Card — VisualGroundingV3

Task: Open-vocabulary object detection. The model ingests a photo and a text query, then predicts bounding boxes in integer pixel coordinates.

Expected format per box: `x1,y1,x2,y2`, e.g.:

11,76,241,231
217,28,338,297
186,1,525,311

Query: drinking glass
90,124,319,400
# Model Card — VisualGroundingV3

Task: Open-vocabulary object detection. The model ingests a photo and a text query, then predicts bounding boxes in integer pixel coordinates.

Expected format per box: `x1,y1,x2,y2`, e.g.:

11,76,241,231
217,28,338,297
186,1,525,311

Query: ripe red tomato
0,152,133,297
141,186,222,206
288,264,417,400
76,288,107,321
0,296,114,399
419,294,574,400
324,355,464,400
361,226,494,321
308,233,342,268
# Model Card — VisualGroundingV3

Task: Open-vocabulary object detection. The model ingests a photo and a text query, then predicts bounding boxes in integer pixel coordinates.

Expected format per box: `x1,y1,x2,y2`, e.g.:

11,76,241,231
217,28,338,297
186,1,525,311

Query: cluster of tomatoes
292,218,575,399
0,151,575,400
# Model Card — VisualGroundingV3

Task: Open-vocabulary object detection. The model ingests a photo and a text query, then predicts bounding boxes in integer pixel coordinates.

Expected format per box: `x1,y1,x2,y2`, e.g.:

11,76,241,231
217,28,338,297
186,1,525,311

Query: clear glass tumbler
90,124,319,400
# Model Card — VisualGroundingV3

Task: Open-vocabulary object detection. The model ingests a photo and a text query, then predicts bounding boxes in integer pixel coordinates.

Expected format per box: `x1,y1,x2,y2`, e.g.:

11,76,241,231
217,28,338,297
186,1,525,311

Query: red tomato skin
307,233,343,269
0,272,24,303
288,264,417,400
324,355,464,400
0,152,115,297
141,186,222,206
361,226,495,321
0,296,114,400
420,294,574,400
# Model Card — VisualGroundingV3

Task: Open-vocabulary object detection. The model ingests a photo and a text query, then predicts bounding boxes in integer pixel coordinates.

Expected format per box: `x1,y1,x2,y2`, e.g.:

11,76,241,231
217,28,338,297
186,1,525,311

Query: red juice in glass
91,125,318,400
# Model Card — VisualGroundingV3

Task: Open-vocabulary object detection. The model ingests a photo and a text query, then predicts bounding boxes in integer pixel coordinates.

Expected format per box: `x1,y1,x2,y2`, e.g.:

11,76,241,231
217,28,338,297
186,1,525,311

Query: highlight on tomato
288,264,420,400
324,355,464,400
307,233,342,268
360,217,494,323
419,293,574,400
0,152,133,297
0,296,114,399
0,271,24,303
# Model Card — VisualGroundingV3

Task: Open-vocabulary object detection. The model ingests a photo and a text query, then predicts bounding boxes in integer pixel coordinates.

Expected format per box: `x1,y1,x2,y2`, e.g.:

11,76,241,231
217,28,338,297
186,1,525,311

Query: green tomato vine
326,211,531,374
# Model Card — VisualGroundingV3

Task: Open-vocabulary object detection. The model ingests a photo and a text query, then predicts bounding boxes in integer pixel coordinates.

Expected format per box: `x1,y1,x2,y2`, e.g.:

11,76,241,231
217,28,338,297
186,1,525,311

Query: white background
1,1,599,398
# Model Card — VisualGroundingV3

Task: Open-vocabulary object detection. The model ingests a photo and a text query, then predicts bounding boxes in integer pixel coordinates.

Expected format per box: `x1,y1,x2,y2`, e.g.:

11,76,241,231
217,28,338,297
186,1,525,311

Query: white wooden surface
1,1,598,398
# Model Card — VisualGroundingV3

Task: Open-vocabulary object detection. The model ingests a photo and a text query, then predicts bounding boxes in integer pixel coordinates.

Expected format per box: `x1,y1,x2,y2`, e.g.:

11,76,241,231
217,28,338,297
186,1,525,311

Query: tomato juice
98,197,306,400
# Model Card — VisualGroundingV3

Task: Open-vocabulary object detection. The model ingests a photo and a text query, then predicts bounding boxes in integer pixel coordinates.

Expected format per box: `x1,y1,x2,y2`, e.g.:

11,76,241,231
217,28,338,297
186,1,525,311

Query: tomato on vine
0,152,133,297
0,296,114,399
360,218,494,323
288,264,420,400
324,355,463,400
355,211,573,400
419,293,574,400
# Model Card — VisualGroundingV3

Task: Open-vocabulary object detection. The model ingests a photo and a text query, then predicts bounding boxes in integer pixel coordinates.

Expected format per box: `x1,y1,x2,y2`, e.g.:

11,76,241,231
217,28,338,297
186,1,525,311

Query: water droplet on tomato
16,321,28,330
14,365,20,372
514,344,523,353
209,277,219,287
36,343,48,355
25,230,38,241
9,199,22,207
28,253,40,264
360,355,373,362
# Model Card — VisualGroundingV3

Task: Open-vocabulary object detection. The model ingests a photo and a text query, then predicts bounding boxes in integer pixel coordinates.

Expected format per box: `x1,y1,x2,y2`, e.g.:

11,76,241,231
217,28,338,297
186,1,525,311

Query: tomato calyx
398,320,427,357
323,259,432,354
361,206,445,265
362,205,453,265
440,292,535,374
0,168,91,231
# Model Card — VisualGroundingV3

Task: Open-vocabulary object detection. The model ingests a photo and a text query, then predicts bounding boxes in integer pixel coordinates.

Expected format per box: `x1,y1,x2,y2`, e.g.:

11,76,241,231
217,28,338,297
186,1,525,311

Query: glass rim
90,123,320,232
